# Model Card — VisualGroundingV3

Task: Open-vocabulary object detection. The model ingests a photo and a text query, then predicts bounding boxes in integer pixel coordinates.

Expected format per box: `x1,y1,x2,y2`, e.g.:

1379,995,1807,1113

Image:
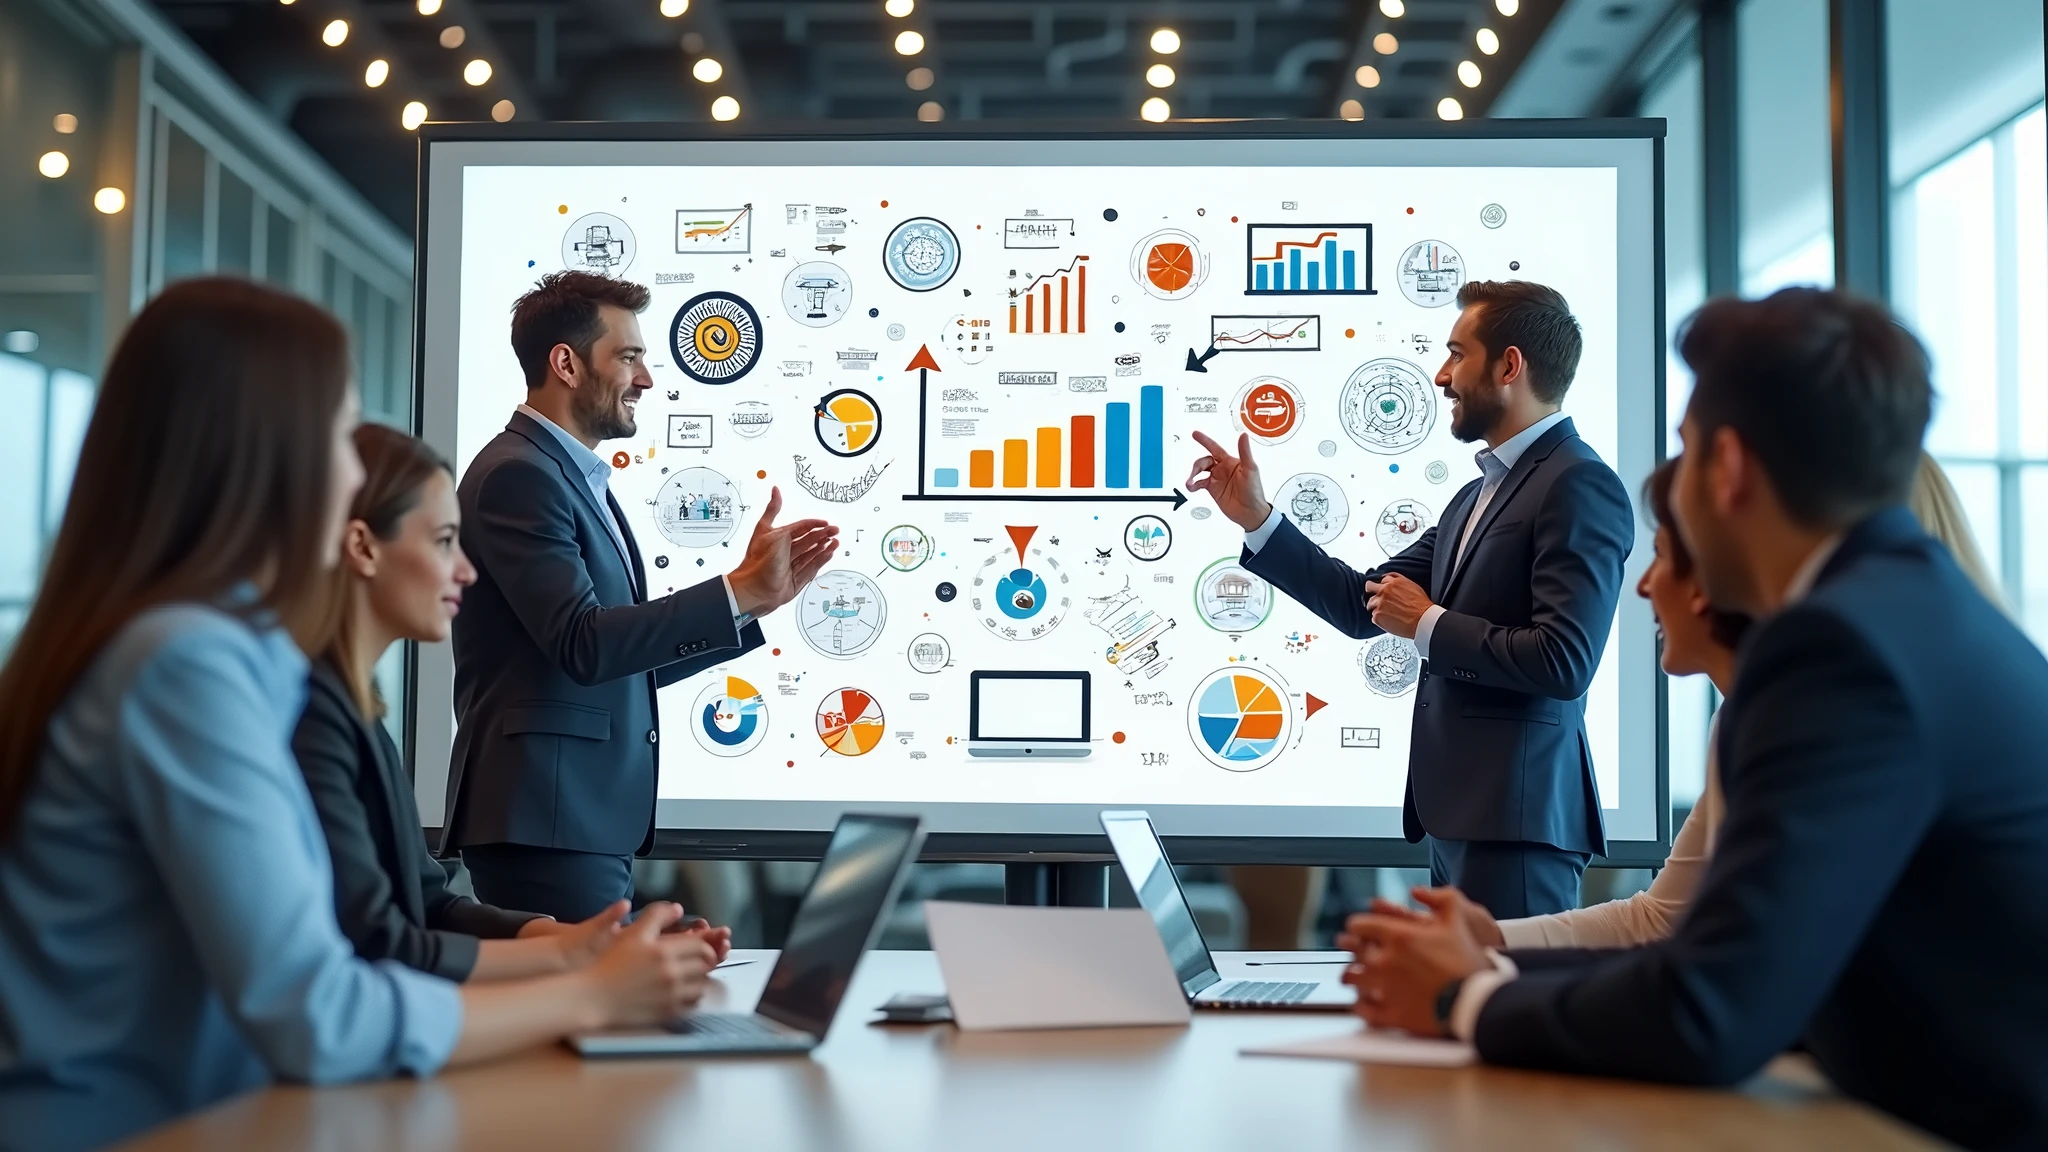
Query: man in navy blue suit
1342,288,2048,1152
446,272,838,921
1189,281,1633,918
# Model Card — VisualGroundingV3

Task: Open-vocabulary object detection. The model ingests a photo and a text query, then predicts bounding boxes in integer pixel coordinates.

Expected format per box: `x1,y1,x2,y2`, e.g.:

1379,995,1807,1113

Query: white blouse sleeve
1497,715,1725,950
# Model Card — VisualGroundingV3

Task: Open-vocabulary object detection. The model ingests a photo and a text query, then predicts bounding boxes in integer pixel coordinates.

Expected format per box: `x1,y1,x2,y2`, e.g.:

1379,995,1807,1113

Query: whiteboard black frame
408,118,1670,868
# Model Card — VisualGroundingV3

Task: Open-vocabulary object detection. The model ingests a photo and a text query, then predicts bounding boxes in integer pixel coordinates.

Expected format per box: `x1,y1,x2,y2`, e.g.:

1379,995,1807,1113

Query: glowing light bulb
894,29,924,54
1496,0,1519,14
364,59,389,87
417,0,442,14
491,99,516,122
402,101,428,130
1355,65,1381,88
692,57,723,82
1150,28,1180,54
1146,63,1175,88
917,100,944,122
1140,97,1171,122
659,0,688,17
1379,0,1405,15
1458,60,1482,87
711,95,740,121
1339,99,1364,121
37,151,69,178
94,186,126,214
1476,27,1500,54
1373,32,1398,54
1437,96,1464,121
885,0,914,16
321,19,349,46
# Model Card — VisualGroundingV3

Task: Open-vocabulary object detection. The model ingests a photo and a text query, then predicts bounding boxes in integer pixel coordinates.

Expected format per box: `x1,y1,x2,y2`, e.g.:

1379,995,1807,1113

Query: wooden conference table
118,949,1940,1152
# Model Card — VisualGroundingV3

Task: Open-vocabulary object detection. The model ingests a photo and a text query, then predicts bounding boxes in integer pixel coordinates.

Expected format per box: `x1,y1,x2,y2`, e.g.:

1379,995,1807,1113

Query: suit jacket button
647,730,659,744
677,644,687,655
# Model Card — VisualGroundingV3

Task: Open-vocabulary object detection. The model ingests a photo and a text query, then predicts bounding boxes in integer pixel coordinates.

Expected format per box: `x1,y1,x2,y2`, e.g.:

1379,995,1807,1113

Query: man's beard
574,383,636,441
1449,383,1507,443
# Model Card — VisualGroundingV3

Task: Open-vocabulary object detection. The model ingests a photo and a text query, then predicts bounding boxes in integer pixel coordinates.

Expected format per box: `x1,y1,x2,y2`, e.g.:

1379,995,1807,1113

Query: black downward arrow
1185,343,1221,372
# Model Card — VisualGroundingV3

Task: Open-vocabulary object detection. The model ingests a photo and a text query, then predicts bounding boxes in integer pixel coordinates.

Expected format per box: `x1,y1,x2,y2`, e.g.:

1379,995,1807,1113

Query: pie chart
816,687,886,757
1131,229,1209,300
1187,667,1292,771
814,389,881,457
693,676,767,757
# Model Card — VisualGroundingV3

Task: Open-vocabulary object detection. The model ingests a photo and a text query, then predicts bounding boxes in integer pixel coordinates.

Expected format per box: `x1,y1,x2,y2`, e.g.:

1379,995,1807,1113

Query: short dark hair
1644,459,1751,650
1678,288,1930,528
509,271,652,389
1453,280,1584,404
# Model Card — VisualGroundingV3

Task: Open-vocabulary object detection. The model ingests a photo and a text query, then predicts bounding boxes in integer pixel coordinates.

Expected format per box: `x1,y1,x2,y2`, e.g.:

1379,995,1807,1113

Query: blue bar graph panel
1245,224,1376,296
1106,402,1131,488
1139,386,1163,489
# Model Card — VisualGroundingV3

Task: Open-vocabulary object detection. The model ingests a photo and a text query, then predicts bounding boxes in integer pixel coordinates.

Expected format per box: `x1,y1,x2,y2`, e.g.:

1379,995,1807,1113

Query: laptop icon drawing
967,670,1093,759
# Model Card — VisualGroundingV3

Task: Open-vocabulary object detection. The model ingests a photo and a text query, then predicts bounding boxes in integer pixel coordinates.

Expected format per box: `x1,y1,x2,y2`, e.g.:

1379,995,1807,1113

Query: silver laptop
571,813,926,1056
967,670,1093,758
1099,810,1353,1011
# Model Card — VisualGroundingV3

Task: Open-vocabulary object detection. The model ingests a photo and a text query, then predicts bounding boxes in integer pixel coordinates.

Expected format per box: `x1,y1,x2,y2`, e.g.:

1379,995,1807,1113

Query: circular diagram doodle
781,261,852,328
1376,498,1433,557
816,687,886,757
972,531,1070,641
1186,666,1293,772
1359,635,1421,697
1397,239,1465,308
692,676,768,757
1340,358,1436,455
1480,203,1508,229
906,632,950,673
814,389,881,457
1124,514,1173,562
729,399,773,439
1425,459,1450,484
652,467,738,548
1276,473,1349,545
884,217,961,292
562,212,635,274
1195,558,1273,632
1131,229,1210,301
797,570,888,659
880,524,932,572
669,292,762,384
1233,376,1302,444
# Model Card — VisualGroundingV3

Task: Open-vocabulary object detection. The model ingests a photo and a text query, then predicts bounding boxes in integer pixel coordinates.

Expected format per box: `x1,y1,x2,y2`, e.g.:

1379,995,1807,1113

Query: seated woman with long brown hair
0,280,716,1152
293,423,730,981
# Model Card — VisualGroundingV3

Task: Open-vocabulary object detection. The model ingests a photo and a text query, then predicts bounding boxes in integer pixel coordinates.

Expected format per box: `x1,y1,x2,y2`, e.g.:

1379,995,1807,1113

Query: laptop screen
1100,810,1220,997
756,814,924,1037
970,671,1091,741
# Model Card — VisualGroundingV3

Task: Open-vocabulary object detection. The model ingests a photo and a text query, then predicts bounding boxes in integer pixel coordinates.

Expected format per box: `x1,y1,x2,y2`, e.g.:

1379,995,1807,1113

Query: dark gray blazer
1474,508,2048,1152
293,659,539,981
442,411,764,857
1241,417,1632,854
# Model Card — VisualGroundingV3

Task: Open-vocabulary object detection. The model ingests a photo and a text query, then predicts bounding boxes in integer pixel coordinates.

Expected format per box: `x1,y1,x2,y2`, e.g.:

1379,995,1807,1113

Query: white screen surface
975,678,1086,741
415,129,1665,854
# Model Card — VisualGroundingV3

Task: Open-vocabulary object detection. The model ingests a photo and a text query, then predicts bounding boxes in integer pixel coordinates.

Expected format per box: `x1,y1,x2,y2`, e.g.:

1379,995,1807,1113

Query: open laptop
967,670,1093,758
1099,810,1353,1011
571,813,926,1056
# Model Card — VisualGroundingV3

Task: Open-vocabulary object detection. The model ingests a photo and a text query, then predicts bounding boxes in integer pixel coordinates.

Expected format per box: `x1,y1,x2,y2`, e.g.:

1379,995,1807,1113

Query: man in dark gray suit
445,272,837,921
1187,281,1633,918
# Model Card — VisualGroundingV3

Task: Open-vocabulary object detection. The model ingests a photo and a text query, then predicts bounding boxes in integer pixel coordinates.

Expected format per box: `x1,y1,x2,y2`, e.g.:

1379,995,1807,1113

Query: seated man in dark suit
1343,288,2048,1152
1188,280,1633,918
446,271,838,921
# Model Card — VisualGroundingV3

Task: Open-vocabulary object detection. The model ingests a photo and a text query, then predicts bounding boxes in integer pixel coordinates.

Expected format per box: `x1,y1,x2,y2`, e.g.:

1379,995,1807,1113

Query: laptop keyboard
663,1014,787,1038
1211,980,1318,1004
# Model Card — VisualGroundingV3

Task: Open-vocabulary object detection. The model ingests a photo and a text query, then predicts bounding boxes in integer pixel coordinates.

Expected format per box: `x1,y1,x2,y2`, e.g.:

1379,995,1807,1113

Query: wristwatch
1432,975,1467,1037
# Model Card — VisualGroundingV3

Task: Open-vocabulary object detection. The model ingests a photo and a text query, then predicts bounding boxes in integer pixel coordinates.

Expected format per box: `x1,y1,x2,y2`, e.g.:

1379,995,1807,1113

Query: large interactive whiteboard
414,123,1666,864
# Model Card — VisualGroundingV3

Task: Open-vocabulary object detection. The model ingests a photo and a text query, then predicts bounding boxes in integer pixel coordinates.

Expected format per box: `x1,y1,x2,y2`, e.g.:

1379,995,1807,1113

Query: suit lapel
1439,418,1578,604
1431,481,1482,600
506,413,636,583
606,488,648,603
363,706,429,926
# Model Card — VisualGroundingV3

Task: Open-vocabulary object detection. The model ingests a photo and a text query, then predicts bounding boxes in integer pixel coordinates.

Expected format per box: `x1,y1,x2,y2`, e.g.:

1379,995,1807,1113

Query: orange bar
1042,283,1051,334
1077,259,1087,333
1036,428,1061,487
1002,439,1028,487
1059,275,1069,334
969,449,995,488
1008,303,1017,334
1070,415,1096,487
1025,293,1033,334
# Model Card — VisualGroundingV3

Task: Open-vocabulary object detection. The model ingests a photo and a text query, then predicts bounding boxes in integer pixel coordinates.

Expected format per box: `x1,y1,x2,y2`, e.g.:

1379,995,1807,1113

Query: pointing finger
1189,429,1231,461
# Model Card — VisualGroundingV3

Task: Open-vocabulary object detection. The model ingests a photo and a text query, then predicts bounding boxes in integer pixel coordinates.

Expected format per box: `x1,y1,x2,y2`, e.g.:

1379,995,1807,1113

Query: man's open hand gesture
1187,430,1274,531
727,486,838,618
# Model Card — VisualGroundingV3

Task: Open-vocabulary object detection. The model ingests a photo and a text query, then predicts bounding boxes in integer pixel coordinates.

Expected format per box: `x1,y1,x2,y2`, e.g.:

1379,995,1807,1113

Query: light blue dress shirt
0,603,462,1152
515,402,751,626
1244,409,1570,658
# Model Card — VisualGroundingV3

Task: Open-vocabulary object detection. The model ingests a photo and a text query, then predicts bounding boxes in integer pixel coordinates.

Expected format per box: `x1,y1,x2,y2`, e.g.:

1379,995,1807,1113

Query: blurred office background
2,0,2041,947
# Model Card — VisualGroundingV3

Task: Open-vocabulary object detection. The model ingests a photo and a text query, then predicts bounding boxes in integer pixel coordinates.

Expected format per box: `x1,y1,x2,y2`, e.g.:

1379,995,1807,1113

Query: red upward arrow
904,344,942,373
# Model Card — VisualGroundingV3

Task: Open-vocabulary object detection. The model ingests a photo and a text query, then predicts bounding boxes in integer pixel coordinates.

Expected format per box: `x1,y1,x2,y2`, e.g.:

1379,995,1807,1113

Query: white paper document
924,902,1192,1032
1242,1027,1476,1068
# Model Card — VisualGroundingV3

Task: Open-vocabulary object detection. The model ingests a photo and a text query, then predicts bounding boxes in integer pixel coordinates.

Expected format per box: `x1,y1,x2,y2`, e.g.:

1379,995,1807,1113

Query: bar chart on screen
1007,256,1088,335
1245,224,1376,295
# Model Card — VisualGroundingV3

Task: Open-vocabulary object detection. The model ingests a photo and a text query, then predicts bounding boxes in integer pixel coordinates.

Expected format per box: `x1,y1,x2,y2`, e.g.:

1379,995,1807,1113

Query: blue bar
1325,239,1338,288
1255,264,1269,291
934,467,959,488
1307,261,1319,292
1288,247,1302,291
1343,249,1356,291
1139,385,1163,489
1106,402,1131,488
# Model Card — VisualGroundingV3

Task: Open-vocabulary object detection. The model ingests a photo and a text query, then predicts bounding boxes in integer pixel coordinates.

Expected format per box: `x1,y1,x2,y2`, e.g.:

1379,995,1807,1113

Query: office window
1738,0,1833,294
